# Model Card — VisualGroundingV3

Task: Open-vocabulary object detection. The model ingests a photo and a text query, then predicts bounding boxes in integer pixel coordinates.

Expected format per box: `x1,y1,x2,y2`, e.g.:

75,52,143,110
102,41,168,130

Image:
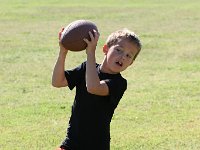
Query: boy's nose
121,53,126,60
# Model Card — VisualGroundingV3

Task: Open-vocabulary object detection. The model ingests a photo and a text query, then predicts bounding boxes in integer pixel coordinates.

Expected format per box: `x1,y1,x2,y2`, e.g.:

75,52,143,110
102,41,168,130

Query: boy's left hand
83,30,99,54
58,27,68,53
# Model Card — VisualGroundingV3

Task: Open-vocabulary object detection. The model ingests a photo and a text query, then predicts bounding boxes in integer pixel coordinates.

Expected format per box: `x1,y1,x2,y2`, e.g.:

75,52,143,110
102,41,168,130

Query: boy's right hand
59,28,68,53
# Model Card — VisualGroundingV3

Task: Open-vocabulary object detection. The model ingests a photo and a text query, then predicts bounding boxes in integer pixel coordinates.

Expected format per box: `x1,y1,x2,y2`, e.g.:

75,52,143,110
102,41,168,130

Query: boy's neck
100,58,120,75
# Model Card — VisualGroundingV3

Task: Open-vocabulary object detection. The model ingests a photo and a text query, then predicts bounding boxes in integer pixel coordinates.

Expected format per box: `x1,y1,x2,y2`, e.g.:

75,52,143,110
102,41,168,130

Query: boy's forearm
86,52,100,92
52,50,68,87
84,30,101,93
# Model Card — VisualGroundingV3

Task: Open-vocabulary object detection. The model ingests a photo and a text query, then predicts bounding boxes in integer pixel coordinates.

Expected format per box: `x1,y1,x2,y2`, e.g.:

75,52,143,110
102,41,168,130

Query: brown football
60,20,98,51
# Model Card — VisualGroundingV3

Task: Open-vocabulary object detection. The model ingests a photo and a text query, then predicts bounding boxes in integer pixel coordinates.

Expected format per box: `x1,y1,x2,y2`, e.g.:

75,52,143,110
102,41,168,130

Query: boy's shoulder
81,61,100,70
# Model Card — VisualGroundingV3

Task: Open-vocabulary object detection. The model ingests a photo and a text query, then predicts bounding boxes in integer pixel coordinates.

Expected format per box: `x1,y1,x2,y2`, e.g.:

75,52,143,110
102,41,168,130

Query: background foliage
1,0,200,149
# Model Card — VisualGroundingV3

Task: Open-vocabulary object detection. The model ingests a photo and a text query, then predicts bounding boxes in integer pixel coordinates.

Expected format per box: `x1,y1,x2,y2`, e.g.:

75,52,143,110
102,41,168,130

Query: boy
52,28,142,150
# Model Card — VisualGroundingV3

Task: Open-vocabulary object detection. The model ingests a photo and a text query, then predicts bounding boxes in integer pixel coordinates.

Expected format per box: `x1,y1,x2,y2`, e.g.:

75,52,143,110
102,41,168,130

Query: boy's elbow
52,82,59,88
52,79,68,88
52,81,62,88
86,86,98,94
87,89,96,95
86,82,109,96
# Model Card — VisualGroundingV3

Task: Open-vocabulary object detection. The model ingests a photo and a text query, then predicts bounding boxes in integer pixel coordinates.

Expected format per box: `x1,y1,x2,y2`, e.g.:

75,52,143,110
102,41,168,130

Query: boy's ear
103,44,109,54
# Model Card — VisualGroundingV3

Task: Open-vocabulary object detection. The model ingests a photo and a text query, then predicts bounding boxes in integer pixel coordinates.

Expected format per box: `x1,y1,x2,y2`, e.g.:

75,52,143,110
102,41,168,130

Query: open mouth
116,61,123,67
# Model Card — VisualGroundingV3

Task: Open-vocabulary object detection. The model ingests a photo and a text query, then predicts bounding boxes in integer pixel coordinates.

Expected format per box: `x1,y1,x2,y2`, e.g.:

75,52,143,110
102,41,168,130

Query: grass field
1,0,200,149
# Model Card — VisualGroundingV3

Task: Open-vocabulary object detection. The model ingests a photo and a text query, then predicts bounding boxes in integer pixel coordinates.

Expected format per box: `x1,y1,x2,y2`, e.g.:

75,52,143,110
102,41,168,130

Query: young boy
52,28,142,150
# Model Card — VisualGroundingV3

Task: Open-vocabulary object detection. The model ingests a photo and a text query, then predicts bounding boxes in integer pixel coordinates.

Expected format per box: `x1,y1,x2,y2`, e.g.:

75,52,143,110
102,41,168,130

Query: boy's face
102,39,139,74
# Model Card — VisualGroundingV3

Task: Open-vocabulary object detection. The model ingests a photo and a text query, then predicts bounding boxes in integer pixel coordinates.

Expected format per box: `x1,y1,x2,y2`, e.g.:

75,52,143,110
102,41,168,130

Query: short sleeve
65,62,86,90
105,77,127,109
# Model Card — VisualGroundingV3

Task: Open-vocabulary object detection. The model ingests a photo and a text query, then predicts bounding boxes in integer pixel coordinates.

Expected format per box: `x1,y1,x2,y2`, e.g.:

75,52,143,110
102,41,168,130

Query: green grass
1,0,200,149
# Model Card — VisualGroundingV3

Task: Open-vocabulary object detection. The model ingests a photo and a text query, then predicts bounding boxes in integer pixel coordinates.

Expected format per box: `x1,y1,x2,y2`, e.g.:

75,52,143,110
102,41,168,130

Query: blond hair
106,28,142,60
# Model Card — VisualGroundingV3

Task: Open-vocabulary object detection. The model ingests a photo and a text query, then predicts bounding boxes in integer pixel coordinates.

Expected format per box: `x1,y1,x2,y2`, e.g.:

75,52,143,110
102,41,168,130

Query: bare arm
52,28,68,88
84,31,109,96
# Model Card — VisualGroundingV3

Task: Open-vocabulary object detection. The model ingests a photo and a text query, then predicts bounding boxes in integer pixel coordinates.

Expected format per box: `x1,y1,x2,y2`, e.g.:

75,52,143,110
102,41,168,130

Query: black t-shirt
61,61,127,150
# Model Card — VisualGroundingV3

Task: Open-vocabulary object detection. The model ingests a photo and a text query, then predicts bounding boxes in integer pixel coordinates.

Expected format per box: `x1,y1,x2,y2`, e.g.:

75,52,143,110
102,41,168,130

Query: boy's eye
127,54,133,59
116,48,122,53
116,49,121,52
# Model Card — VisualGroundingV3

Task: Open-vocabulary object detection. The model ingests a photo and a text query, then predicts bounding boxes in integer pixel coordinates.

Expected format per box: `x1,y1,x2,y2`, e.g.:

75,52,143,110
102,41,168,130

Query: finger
59,32,62,40
83,38,89,44
93,29,99,35
93,29,97,34
93,30,100,40
58,27,65,40
58,32,61,39
59,28,64,35
89,31,95,41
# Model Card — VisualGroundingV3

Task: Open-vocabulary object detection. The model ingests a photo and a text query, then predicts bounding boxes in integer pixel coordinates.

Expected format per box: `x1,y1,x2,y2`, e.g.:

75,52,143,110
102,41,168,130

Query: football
60,20,98,51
